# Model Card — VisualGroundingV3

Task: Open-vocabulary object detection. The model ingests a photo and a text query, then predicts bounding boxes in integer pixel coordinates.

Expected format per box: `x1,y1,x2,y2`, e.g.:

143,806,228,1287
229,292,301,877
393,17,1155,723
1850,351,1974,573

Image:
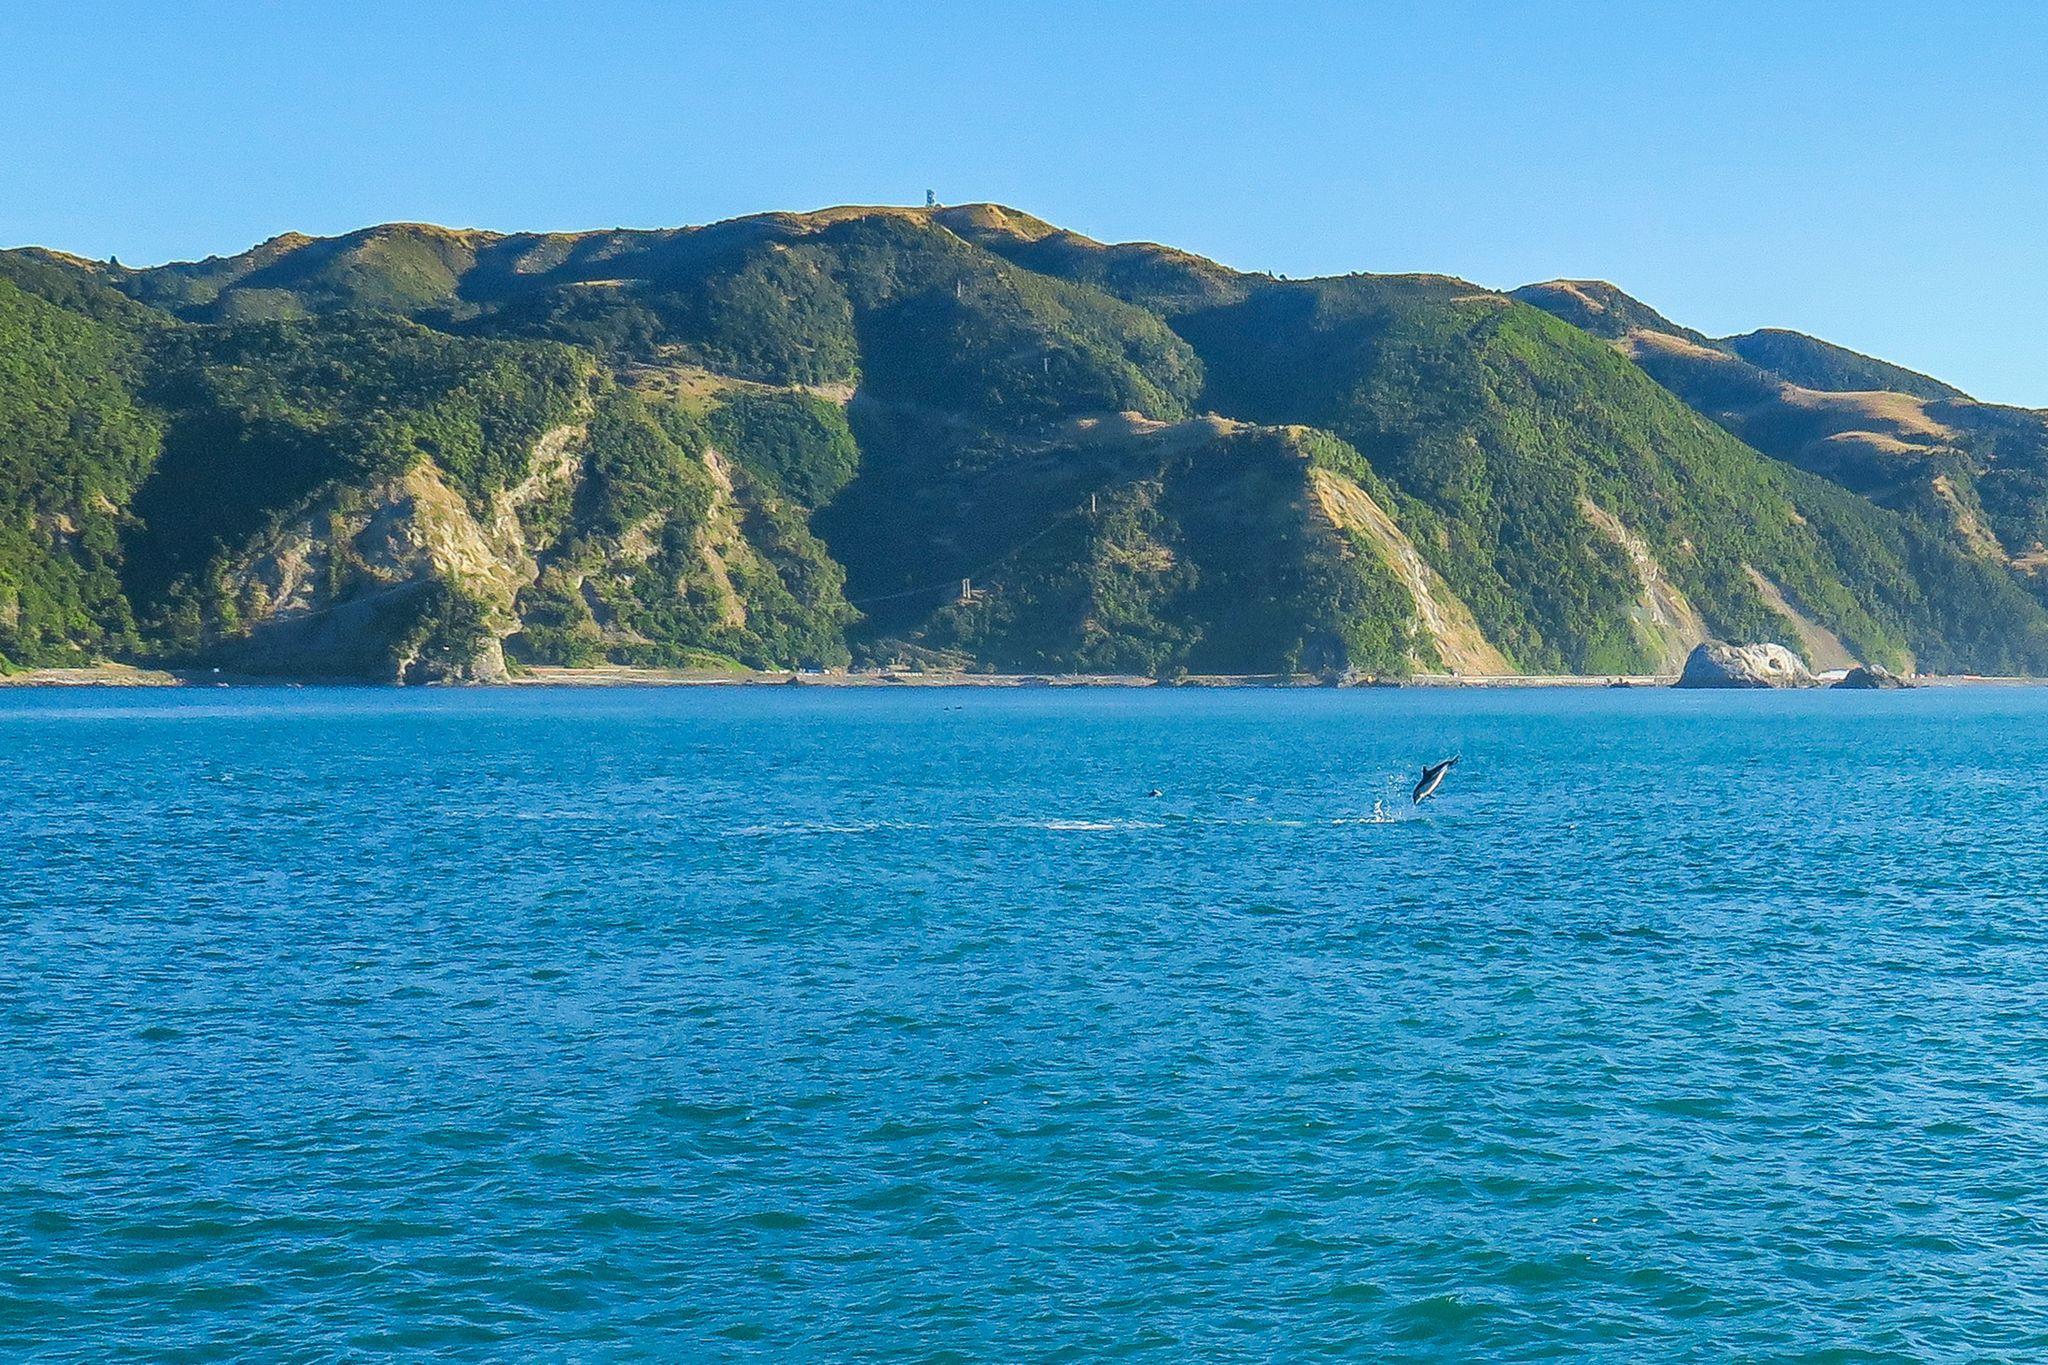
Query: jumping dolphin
1412,755,1459,804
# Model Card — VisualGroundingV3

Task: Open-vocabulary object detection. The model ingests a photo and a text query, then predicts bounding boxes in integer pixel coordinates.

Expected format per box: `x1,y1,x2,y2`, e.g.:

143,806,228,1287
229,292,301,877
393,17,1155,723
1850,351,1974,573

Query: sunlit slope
1515,280,2048,585
3,205,2047,676
957,220,2048,674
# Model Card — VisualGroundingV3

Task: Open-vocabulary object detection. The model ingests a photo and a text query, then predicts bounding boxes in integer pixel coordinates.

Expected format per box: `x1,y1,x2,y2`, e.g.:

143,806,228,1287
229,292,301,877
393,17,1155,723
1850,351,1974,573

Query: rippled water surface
5,686,2048,1360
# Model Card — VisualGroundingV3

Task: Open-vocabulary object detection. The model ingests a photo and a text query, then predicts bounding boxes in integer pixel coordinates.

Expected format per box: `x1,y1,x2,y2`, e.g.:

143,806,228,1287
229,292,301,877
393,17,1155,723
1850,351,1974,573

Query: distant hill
2,205,2045,679
1513,280,2048,580
1720,328,1968,401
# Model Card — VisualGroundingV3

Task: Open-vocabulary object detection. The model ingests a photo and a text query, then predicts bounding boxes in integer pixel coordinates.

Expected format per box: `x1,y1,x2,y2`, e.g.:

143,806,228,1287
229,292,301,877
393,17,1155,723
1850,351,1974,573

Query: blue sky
8,1,2045,403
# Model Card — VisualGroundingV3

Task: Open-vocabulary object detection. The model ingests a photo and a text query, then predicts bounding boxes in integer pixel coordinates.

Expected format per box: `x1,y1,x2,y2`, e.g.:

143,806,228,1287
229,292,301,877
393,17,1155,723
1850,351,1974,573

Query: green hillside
1515,279,2048,596
964,228,2048,674
0,275,161,665
2,204,2045,679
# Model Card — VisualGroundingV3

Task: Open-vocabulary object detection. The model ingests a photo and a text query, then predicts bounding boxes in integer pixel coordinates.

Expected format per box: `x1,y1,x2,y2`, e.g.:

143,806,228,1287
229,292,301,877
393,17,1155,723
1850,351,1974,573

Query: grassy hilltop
3,204,2046,679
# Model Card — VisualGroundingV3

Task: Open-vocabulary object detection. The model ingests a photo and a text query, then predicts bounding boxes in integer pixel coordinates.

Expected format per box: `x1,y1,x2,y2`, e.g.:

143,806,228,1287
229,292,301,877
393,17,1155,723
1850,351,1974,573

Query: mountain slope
958,223,2048,674
1721,328,1968,401
0,274,162,665
3,205,2046,678
1513,280,2048,578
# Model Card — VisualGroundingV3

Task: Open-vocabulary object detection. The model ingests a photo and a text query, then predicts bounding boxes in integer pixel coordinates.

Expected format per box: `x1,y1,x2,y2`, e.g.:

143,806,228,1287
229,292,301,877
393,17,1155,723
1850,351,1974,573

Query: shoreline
5,663,2048,690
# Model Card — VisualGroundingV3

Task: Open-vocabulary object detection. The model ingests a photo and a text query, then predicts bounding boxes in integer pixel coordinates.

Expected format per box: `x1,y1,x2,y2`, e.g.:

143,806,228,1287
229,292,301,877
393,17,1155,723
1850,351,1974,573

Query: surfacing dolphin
1412,755,1459,804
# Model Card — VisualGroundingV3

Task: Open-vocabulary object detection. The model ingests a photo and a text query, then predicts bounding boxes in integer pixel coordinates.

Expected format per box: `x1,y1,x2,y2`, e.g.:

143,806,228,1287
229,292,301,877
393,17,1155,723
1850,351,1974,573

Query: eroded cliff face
856,418,1459,679
209,421,588,680
1577,499,1709,675
198,393,864,682
1310,467,1509,675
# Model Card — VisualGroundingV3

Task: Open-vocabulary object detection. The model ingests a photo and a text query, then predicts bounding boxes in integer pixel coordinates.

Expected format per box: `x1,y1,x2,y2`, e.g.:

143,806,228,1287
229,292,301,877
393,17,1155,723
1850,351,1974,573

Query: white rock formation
1674,641,1816,689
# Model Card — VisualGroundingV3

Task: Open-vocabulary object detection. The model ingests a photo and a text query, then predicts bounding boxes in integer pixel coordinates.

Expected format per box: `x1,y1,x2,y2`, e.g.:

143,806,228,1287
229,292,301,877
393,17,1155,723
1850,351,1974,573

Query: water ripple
3,687,2047,1359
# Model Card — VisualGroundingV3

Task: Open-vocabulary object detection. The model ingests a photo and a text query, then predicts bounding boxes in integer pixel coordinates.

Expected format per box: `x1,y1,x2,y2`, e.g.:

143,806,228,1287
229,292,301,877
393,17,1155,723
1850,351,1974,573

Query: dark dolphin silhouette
1412,755,1459,804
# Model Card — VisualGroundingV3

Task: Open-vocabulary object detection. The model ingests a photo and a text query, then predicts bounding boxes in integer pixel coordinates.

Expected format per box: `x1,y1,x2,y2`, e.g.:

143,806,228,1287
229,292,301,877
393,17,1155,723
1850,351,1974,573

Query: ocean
4,686,2046,1360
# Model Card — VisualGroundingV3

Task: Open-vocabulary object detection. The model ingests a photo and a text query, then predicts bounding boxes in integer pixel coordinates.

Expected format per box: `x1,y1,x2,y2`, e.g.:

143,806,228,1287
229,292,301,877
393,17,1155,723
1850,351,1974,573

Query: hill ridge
3,207,2045,679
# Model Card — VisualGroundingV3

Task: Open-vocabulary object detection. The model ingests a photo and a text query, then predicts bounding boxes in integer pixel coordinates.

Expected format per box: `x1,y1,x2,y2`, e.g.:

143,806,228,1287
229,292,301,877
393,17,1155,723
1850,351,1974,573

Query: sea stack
1674,641,1816,689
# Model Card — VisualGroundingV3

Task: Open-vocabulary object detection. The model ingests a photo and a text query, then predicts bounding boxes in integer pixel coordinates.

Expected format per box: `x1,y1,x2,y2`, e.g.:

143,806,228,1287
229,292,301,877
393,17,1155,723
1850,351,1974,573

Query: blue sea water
4,685,2048,1361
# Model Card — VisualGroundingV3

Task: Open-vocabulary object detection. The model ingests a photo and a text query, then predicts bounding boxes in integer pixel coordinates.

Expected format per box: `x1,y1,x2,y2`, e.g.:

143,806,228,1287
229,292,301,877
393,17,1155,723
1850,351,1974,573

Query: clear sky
7,1,2044,403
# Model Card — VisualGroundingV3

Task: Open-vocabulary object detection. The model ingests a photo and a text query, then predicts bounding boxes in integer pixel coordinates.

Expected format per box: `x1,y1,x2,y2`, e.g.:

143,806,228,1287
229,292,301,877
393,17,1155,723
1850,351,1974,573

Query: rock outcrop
1674,641,1816,689
1832,663,1913,690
